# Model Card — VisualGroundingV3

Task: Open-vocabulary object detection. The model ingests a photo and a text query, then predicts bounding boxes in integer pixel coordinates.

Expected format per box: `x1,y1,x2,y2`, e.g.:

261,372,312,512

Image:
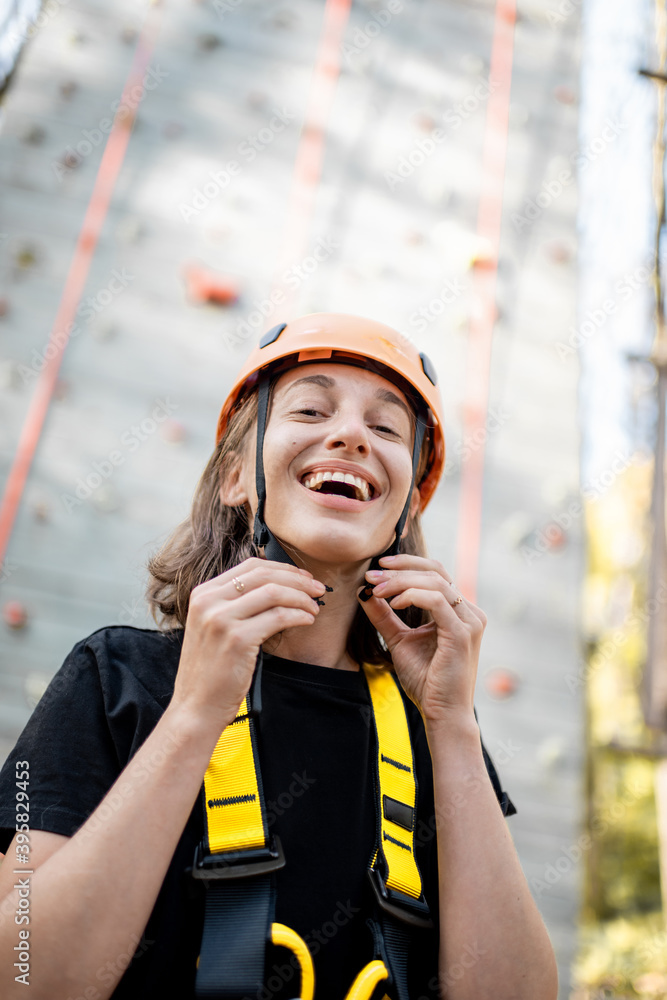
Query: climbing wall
0,1,581,993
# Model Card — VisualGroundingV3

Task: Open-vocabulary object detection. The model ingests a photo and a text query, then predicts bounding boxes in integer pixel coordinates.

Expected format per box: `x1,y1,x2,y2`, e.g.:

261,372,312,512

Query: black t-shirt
0,625,516,999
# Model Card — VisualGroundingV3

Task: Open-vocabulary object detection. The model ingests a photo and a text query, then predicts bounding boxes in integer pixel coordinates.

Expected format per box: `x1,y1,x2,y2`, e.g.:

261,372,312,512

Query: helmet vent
419,352,438,386
259,323,287,349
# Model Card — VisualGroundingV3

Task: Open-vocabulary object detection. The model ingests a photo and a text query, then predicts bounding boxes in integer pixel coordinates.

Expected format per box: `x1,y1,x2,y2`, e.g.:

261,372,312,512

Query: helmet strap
366,414,426,573
252,374,296,565
251,372,427,579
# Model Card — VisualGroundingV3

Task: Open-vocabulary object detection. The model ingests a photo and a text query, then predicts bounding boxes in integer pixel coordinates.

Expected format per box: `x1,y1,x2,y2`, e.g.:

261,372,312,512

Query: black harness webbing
192,661,433,1000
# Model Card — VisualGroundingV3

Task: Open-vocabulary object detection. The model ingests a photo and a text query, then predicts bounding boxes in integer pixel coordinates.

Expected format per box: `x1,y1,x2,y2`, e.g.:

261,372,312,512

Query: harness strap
193,662,431,1000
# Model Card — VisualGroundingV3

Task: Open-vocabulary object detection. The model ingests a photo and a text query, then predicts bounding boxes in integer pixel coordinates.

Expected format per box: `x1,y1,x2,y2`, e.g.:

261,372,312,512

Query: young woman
0,313,558,1000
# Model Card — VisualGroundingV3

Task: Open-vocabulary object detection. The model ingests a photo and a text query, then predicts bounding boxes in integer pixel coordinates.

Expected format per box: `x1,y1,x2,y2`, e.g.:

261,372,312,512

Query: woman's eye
376,425,398,436
296,408,321,417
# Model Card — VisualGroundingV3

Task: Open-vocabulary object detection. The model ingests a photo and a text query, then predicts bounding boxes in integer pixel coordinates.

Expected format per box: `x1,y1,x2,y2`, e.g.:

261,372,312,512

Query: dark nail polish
324,585,334,592
315,599,325,606
358,585,375,603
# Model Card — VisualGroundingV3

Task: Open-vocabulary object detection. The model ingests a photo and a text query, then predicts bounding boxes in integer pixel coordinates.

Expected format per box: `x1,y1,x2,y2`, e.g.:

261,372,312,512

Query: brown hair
145,386,432,667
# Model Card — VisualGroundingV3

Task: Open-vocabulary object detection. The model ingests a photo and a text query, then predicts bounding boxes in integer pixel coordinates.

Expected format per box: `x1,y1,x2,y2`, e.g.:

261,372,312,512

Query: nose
323,405,370,455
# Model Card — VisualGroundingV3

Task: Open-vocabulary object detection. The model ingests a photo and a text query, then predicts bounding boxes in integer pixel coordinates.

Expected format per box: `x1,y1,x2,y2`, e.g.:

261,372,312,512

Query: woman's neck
262,558,368,671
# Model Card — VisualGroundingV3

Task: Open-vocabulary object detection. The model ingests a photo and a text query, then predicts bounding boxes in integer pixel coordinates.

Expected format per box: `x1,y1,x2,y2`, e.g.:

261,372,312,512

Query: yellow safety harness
190,661,433,1000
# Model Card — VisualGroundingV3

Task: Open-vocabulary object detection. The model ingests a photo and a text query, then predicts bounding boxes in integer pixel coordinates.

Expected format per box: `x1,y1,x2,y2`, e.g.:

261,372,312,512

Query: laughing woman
0,314,558,1000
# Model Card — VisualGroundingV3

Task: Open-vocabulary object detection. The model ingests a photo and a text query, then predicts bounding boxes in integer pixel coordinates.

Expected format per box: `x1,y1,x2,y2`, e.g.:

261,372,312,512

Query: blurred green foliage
571,466,664,997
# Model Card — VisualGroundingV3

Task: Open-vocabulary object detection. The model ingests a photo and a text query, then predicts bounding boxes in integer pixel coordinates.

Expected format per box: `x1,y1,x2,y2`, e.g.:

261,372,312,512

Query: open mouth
301,470,376,502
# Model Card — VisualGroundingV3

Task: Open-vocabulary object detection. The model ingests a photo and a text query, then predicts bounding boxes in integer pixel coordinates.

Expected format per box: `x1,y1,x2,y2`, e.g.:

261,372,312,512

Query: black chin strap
251,372,427,582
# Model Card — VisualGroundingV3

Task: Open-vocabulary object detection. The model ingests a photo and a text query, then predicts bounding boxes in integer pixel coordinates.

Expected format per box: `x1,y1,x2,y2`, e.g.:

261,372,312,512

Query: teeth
302,470,372,501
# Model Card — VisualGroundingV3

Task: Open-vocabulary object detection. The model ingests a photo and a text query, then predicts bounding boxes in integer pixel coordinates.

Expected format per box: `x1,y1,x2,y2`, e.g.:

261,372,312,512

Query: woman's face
224,363,420,566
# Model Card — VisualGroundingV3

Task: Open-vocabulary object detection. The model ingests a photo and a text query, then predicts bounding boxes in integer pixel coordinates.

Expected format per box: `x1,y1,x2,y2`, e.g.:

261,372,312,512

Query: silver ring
232,576,245,593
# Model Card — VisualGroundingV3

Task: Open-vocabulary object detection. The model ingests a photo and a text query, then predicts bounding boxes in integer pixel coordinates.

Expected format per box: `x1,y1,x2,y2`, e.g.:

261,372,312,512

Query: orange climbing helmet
215,312,446,509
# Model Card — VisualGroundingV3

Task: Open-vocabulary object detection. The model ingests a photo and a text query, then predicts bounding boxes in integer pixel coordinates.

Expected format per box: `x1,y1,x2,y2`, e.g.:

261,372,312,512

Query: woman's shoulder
65,624,185,710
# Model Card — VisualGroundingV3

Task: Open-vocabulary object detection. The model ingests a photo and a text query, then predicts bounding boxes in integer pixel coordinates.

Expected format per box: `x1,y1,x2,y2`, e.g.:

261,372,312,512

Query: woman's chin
274,528,386,567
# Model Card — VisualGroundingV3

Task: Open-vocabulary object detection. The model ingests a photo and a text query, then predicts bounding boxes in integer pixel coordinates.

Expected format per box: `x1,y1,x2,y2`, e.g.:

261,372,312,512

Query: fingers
195,559,326,603
385,587,475,631
225,581,323,622
367,563,487,630
378,553,454,584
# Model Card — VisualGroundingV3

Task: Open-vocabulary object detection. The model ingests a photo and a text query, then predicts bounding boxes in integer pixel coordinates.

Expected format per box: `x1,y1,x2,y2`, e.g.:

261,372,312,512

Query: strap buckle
191,835,286,881
367,868,434,929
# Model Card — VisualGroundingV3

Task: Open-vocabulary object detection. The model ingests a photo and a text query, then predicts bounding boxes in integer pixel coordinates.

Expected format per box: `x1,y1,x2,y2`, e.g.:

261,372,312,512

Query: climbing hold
20,123,46,145
544,239,573,264
484,667,519,699
554,84,576,105
3,600,27,629
163,120,184,139
197,33,223,51
183,263,240,306
32,500,50,521
15,245,38,269
59,80,78,99
160,419,187,443
542,523,567,550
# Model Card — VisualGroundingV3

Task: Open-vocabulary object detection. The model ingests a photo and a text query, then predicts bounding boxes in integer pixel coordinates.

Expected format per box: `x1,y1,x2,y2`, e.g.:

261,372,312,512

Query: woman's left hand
357,553,487,726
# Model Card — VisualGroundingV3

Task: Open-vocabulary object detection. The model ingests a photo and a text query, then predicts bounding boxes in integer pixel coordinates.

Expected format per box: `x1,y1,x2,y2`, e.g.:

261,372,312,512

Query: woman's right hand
168,557,325,730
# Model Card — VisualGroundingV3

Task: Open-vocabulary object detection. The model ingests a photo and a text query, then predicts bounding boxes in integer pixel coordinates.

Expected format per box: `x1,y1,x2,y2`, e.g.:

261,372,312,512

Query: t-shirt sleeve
0,638,122,854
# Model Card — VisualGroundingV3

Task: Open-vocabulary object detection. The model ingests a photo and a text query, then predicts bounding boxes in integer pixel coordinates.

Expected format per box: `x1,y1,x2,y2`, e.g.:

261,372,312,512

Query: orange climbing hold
3,600,28,629
182,263,240,306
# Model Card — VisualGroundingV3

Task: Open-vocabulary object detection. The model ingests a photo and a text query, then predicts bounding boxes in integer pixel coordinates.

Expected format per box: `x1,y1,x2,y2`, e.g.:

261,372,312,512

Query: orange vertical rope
0,5,162,572
455,0,517,602
270,0,351,314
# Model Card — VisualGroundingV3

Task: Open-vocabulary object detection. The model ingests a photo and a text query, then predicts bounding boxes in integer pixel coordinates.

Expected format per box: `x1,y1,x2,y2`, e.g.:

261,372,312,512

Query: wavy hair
145,386,432,667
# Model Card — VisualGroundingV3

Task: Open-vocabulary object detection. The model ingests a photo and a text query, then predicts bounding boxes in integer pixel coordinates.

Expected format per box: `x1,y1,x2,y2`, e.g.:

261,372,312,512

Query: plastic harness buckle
191,835,285,881
367,867,433,929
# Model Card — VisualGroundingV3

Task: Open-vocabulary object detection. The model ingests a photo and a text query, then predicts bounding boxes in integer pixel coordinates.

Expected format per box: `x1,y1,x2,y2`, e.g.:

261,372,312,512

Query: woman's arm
426,714,558,1000
0,702,227,1000
357,552,558,998
0,557,324,1000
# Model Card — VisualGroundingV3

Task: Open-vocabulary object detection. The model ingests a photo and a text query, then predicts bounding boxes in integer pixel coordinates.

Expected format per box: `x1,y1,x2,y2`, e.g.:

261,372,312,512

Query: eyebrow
282,374,412,421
